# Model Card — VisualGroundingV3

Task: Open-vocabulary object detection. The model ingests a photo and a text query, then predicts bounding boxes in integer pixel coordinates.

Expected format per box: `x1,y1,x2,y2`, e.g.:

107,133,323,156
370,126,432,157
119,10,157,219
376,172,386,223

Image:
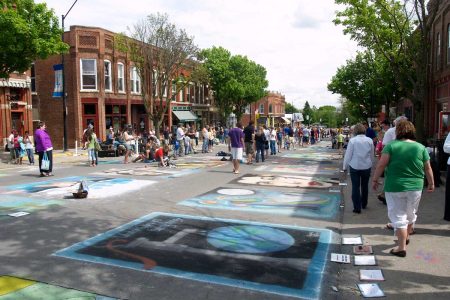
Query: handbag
94,139,102,152
41,152,50,171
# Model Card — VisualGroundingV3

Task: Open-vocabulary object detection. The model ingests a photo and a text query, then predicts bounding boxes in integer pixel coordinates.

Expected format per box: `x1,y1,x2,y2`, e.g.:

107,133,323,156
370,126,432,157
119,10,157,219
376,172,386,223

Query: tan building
33,25,215,149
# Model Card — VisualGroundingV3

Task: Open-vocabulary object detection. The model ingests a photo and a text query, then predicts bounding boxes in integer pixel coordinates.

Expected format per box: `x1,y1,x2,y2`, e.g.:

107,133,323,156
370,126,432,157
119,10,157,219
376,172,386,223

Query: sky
39,0,358,109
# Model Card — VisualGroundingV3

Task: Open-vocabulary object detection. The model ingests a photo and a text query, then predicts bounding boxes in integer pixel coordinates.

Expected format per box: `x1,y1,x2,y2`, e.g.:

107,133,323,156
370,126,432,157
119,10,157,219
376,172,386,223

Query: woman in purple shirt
34,121,54,177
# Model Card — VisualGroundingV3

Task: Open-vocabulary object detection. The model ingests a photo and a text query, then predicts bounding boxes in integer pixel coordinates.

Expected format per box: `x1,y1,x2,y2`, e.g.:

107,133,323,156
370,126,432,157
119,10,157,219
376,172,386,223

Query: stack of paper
330,253,351,264
357,283,385,298
342,236,363,245
359,270,385,281
354,255,377,266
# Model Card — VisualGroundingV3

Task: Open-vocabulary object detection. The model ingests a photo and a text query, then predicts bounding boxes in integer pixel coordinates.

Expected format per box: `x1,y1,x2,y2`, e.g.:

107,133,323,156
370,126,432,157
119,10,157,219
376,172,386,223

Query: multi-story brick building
240,91,287,127
33,25,215,149
0,71,34,147
430,0,450,139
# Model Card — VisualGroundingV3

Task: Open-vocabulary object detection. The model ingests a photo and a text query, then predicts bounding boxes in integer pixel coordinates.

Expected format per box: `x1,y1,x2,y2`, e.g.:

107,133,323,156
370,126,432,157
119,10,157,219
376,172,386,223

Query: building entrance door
11,112,24,135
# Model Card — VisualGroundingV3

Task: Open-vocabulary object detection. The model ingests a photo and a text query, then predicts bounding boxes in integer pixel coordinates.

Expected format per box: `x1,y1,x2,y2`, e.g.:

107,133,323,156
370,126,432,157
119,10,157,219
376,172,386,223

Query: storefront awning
173,110,198,122
280,117,290,124
0,79,30,88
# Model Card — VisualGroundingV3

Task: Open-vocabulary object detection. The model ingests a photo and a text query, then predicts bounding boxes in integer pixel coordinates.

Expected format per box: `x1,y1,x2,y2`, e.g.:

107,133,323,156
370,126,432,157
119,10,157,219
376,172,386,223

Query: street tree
117,13,200,136
334,0,441,140
0,0,68,79
200,46,268,121
328,50,403,121
315,105,339,128
302,101,314,124
285,102,300,113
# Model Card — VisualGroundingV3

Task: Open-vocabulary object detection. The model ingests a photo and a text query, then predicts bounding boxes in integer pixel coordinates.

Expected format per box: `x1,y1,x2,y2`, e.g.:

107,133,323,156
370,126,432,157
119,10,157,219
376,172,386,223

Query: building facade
240,91,287,127
33,25,215,149
0,71,33,147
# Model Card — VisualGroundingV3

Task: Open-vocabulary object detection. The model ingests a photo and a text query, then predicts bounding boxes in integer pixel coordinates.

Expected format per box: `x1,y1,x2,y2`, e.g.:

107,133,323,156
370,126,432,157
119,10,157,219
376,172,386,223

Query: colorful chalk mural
282,153,342,160
179,188,340,219
254,165,340,176
55,212,331,299
1,176,156,199
0,195,62,218
231,174,340,189
0,275,116,299
96,166,199,178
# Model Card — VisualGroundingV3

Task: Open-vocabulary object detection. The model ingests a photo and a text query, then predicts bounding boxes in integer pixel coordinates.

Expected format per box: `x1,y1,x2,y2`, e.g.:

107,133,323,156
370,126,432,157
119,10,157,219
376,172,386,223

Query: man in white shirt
176,124,185,157
343,123,374,213
382,116,407,146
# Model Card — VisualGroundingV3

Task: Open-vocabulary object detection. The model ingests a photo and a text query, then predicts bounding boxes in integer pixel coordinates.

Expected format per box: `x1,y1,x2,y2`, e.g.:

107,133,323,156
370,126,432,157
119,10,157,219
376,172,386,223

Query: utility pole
61,0,78,151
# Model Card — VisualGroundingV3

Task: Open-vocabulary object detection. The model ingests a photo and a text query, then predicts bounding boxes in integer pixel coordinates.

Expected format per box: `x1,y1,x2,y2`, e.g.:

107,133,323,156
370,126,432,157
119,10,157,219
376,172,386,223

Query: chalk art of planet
217,189,255,196
207,225,294,254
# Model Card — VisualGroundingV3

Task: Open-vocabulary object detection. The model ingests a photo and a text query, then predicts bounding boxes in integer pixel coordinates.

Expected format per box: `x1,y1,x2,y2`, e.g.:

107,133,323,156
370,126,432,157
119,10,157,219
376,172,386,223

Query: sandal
390,248,406,257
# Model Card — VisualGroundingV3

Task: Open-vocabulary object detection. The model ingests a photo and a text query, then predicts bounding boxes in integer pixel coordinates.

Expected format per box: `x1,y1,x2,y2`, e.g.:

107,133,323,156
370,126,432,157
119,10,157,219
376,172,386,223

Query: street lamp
61,0,78,151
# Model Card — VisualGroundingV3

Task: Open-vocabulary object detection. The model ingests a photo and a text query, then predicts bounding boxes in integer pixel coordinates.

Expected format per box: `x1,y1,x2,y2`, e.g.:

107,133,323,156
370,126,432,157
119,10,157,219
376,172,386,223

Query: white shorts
385,191,422,229
231,147,243,160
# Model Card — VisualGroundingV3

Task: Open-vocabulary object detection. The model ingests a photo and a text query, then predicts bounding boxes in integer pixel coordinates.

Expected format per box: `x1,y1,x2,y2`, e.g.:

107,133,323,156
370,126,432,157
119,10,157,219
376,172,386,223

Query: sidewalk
337,168,450,299
0,149,88,170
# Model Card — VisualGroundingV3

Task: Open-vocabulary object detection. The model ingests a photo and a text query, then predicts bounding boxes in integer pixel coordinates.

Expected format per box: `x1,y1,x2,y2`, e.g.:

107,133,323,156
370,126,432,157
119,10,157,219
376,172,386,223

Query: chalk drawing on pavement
0,275,116,299
179,187,340,219
230,174,340,189
54,212,331,299
1,176,155,199
0,195,62,217
282,153,341,160
254,165,340,176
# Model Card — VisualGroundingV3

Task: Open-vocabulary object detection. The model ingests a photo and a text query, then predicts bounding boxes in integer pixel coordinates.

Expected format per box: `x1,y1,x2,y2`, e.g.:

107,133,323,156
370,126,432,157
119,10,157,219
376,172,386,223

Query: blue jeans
88,148,96,163
350,166,371,211
202,138,209,153
255,143,265,162
270,140,276,154
26,149,34,164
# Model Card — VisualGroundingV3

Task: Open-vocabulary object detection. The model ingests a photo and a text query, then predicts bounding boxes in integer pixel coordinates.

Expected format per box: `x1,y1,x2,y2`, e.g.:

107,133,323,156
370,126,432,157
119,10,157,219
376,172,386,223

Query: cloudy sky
39,0,358,109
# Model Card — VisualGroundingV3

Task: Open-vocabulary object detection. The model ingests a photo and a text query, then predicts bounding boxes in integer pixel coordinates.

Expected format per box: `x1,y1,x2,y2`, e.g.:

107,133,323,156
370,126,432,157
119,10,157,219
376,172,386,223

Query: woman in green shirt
372,120,434,257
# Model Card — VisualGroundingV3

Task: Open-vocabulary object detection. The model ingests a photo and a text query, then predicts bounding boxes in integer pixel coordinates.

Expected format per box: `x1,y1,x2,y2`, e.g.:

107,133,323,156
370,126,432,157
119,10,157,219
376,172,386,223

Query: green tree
200,46,268,121
316,105,338,127
0,0,68,78
117,13,200,136
334,0,440,141
328,50,403,121
302,101,313,124
285,102,299,113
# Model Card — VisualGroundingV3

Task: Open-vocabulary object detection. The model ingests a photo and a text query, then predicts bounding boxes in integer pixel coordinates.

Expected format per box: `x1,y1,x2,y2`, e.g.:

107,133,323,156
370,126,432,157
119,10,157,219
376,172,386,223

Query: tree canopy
0,0,68,78
117,12,200,135
285,102,300,113
200,46,268,121
333,0,440,140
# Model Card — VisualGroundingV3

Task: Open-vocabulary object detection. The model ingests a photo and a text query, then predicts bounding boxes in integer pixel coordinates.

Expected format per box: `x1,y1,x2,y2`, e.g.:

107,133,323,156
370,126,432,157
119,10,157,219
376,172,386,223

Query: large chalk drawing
282,153,342,160
55,212,331,299
0,195,62,217
231,174,340,189
1,176,155,199
0,275,116,299
179,188,340,219
255,165,339,176
96,166,197,177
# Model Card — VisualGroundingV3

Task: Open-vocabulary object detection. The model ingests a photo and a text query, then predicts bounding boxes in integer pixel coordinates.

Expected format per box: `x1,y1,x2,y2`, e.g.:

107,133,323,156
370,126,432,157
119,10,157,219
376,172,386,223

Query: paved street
0,141,449,300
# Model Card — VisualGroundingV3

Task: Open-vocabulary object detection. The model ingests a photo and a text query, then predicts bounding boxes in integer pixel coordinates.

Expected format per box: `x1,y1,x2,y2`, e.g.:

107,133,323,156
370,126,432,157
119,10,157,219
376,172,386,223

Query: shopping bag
41,152,50,171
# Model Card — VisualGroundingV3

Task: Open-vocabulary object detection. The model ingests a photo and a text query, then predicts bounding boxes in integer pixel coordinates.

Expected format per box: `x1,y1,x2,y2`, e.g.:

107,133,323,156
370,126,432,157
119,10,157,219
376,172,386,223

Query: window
437,32,441,70
130,67,140,94
179,87,184,102
81,59,97,90
117,63,125,92
153,70,158,97
31,63,36,93
259,103,265,114
104,60,112,92
269,104,273,114
171,81,177,100
245,105,250,114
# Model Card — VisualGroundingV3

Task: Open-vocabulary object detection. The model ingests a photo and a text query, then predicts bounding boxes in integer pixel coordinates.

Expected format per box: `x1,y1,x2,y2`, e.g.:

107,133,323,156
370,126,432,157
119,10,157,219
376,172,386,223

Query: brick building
240,91,287,127
33,25,215,149
430,0,450,139
0,71,34,147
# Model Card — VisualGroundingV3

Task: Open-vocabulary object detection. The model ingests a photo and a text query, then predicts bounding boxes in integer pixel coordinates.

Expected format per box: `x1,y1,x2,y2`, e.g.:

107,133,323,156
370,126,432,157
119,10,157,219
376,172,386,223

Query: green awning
172,110,198,122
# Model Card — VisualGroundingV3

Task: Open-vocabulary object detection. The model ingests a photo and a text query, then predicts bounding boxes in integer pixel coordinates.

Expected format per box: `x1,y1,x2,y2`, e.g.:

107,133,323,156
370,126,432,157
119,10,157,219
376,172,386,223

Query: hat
88,124,94,129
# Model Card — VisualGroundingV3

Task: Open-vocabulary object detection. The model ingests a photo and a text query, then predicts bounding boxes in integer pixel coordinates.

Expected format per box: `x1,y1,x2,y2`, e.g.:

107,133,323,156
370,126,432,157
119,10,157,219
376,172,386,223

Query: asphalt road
0,141,448,300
